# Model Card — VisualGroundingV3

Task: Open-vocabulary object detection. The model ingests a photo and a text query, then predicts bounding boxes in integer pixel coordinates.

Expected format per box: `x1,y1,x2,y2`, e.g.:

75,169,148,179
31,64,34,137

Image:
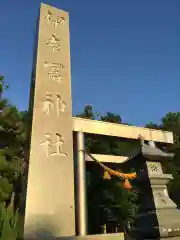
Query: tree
145,113,180,206
145,121,163,130
161,112,180,144
87,165,139,234
161,112,180,205
101,112,122,124
76,105,99,120
0,76,25,206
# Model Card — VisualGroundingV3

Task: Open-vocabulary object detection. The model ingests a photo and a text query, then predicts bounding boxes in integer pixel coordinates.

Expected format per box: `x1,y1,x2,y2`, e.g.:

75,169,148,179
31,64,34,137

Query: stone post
132,142,180,239
23,3,75,238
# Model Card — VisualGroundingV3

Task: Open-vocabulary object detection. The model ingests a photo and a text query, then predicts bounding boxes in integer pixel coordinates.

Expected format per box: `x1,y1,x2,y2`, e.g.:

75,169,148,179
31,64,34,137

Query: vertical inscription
43,7,67,152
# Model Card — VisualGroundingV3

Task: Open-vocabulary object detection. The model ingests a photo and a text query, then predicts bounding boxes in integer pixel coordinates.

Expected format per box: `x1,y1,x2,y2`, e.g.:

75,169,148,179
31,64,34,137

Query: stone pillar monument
24,3,75,238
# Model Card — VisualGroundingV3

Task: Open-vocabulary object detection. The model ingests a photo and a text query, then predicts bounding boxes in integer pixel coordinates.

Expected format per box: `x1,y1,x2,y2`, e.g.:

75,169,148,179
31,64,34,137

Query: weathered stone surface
23,3,75,238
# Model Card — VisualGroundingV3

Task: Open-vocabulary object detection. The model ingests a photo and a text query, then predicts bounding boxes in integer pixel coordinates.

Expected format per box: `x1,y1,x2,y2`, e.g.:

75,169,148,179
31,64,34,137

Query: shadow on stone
123,145,161,239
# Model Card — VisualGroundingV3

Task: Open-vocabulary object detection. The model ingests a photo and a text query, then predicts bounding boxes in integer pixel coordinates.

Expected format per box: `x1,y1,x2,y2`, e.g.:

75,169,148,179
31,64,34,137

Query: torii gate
73,118,180,239
22,3,180,240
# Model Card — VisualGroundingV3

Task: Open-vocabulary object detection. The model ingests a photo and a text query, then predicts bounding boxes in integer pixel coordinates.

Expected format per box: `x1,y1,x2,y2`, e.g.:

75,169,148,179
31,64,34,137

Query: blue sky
0,0,180,126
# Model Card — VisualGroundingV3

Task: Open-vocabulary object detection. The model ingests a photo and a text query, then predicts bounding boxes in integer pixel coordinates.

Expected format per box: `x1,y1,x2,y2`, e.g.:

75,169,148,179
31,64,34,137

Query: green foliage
145,112,180,205
145,121,163,130
0,76,8,99
161,112,180,145
0,76,25,206
101,112,122,124
76,105,100,120
0,193,19,240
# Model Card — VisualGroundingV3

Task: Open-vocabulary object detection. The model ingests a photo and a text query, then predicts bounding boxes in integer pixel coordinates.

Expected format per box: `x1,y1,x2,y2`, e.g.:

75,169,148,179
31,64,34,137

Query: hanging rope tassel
123,179,132,189
103,171,111,180
81,151,137,190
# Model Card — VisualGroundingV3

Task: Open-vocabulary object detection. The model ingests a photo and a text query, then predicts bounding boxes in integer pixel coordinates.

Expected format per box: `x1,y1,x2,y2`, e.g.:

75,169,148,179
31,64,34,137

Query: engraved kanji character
44,61,65,70
56,94,67,115
52,16,66,27
52,16,66,28
40,133,52,158
42,93,54,115
44,10,52,22
49,74,64,83
51,133,67,156
46,33,60,46
52,16,61,28
49,67,61,74
59,16,66,24
44,61,65,83
45,34,61,52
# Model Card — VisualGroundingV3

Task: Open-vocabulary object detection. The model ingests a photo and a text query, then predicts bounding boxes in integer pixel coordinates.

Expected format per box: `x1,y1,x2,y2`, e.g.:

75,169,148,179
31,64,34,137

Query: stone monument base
127,237,180,240
25,233,124,240
129,208,180,239
25,235,180,240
